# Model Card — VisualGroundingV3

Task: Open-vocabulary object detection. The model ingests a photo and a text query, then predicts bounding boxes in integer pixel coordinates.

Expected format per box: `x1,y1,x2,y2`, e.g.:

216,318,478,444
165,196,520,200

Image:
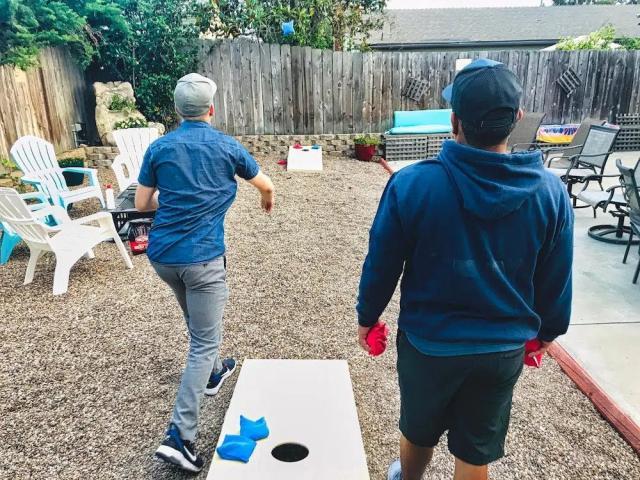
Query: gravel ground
1,155,639,480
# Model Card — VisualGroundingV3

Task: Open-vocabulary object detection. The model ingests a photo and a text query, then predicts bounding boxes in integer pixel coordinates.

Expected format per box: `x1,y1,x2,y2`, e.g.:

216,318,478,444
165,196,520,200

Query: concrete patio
560,150,640,434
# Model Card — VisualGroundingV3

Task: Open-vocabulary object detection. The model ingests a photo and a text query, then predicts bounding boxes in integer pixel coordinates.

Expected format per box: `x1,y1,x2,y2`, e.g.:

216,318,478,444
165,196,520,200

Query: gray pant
152,256,228,441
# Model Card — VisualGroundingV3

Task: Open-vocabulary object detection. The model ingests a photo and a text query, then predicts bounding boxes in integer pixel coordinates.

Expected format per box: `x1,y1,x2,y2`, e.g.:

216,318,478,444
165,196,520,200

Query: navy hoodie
357,140,573,355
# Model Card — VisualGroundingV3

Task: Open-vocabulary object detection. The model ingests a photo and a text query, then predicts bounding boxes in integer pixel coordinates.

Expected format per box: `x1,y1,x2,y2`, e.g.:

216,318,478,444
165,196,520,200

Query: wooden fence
199,39,640,135
0,48,90,159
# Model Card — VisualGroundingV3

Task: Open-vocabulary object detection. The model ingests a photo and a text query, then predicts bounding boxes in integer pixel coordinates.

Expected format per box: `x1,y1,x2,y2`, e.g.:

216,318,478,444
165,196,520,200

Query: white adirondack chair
111,128,159,190
10,136,104,209
0,188,132,295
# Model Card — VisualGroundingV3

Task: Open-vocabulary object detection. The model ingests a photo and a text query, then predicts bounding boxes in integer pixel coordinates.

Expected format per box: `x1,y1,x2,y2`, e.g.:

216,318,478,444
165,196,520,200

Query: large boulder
93,81,165,146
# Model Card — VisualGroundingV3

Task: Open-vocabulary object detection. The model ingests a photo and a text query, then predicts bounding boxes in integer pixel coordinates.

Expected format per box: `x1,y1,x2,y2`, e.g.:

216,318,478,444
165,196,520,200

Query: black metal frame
578,173,637,245
617,159,640,284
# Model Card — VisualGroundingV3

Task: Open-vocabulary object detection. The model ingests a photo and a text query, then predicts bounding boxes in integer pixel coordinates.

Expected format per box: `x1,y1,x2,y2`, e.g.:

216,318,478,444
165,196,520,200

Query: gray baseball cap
174,73,218,118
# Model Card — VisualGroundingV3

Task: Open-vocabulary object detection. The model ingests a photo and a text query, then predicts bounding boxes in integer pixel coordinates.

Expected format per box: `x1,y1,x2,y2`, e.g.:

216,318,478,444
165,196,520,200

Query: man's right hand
261,191,274,213
248,171,275,213
528,340,553,358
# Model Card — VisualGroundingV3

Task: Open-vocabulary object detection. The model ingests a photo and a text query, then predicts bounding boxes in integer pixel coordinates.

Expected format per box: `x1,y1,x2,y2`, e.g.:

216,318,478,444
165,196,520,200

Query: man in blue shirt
357,60,573,480
135,73,274,473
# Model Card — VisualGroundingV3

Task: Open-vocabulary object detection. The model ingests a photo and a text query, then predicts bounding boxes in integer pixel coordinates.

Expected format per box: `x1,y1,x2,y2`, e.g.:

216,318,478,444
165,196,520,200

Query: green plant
58,157,85,168
618,37,640,50
114,117,148,129
556,25,617,51
354,135,380,146
108,93,136,113
0,157,28,193
58,157,85,186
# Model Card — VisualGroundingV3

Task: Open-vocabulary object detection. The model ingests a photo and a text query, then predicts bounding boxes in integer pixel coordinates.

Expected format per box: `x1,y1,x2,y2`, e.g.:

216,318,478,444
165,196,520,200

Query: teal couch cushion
388,124,452,135
393,109,452,128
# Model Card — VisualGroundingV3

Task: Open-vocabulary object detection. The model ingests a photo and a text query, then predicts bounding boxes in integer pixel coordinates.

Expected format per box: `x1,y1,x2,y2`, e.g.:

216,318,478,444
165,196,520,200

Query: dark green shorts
397,330,524,466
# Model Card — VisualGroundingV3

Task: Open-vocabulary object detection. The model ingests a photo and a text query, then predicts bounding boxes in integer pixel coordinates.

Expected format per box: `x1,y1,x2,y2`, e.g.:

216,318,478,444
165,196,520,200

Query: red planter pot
355,143,377,161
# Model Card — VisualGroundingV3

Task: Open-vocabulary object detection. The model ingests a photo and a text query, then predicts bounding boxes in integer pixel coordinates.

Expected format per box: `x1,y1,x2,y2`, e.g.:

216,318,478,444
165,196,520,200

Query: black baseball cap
442,58,522,128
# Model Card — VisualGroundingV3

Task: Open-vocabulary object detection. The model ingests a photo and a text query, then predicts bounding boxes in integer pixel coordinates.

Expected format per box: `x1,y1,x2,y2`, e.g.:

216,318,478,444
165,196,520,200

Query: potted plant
58,157,85,187
354,135,380,162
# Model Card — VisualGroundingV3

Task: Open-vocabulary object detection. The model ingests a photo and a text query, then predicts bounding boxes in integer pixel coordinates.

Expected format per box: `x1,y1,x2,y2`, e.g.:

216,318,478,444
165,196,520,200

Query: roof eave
369,39,560,50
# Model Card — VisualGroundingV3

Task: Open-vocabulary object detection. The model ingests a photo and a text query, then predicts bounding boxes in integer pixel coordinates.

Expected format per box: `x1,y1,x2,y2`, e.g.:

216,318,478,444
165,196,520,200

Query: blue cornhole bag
240,416,270,441
216,434,257,463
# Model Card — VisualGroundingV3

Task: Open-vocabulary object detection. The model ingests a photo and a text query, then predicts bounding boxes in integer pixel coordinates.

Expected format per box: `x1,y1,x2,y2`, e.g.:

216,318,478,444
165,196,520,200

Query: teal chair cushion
393,109,453,127
387,124,452,135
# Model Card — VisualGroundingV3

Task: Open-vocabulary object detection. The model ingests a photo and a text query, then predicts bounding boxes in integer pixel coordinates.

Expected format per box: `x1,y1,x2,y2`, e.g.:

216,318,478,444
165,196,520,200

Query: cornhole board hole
287,146,323,172
207,359,370,480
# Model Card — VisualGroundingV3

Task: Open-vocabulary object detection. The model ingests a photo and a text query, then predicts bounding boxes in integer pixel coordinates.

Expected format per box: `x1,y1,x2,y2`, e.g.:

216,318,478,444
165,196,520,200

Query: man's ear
209,104,215,116
516,108,524,121
451,112,460,136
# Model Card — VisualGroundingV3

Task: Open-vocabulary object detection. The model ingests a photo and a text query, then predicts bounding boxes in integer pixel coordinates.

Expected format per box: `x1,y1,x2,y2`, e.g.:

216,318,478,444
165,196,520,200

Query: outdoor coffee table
105,183,155,238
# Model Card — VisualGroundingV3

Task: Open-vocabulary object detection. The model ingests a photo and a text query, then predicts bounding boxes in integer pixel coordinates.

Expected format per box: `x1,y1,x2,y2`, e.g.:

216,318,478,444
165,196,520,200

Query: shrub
108,94,136,113
114,117,149,130
0,156,28,193
354,135,380,146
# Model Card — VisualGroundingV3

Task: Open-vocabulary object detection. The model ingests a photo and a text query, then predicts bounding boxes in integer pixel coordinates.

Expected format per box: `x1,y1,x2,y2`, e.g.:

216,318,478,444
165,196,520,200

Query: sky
387,0,553,8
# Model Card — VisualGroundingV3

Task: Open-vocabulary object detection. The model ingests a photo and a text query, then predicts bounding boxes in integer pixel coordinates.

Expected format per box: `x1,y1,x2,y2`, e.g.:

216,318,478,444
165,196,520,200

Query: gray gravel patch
1,156,638,480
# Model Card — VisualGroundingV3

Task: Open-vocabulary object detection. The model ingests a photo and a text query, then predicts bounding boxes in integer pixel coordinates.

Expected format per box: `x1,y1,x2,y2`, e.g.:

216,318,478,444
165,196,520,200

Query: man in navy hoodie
357,59,573,480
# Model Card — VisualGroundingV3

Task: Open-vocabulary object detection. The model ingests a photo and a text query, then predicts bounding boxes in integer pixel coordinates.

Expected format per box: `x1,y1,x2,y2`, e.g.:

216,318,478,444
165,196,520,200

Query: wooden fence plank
291,46,304,134
332,50,343,133
362,52,373,132
270,44,284,135
281,44,294,134
303,47,314,134
250,41,264,134
312,49,323,134
322,49,334,133
352,52,364,133
260,42,274,134
239,40,254,134
343,51,354,133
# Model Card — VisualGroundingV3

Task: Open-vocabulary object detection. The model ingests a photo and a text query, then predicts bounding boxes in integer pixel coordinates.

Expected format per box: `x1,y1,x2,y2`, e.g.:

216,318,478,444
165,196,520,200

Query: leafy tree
0,0,91,69
76,0,214,126
214,0,386,51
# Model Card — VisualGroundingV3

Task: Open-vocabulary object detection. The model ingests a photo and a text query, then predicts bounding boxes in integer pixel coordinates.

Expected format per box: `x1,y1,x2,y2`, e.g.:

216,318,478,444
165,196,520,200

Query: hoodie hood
438,140,545,220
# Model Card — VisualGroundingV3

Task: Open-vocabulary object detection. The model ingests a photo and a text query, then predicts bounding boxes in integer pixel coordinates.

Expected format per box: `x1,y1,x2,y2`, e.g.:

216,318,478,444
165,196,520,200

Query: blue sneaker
387,459,402,480
155,424,204,473
205,358,237,396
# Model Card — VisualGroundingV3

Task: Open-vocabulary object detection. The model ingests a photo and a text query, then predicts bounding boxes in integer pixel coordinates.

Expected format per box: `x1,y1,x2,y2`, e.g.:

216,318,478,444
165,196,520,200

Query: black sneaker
155,424,204,473
205,358,237,396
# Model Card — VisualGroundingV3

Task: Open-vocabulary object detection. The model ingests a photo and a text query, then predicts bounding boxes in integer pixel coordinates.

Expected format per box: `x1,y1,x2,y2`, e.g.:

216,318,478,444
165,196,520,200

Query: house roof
370,5,640,48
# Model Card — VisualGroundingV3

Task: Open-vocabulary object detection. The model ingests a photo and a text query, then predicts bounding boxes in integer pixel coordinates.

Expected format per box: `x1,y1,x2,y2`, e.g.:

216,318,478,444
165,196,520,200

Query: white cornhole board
287,146,323,172
386,160,419,173
207,359,370,480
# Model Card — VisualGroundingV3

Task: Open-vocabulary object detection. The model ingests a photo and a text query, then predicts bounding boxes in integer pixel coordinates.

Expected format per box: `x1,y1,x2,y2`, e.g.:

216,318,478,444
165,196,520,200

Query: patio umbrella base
588,224,640,245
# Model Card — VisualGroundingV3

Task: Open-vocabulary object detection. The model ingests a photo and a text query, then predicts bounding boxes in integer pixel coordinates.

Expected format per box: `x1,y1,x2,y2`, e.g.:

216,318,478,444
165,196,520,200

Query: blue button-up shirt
138,121,260,265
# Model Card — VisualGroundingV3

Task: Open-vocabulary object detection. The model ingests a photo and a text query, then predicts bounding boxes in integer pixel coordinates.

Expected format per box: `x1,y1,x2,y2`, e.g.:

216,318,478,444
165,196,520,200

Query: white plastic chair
111,128,159,190
10,136,104,209
0,188,133,295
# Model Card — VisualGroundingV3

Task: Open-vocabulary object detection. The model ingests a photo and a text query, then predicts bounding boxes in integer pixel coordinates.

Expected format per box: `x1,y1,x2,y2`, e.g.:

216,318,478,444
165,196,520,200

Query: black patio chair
508,112,546,152
576,166,636,245
618,159,640,284
546,125,620,207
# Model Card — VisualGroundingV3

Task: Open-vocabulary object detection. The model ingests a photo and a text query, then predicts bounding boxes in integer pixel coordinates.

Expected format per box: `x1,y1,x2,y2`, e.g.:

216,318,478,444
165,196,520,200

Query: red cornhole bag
524,339,544,368
366,322,390,357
